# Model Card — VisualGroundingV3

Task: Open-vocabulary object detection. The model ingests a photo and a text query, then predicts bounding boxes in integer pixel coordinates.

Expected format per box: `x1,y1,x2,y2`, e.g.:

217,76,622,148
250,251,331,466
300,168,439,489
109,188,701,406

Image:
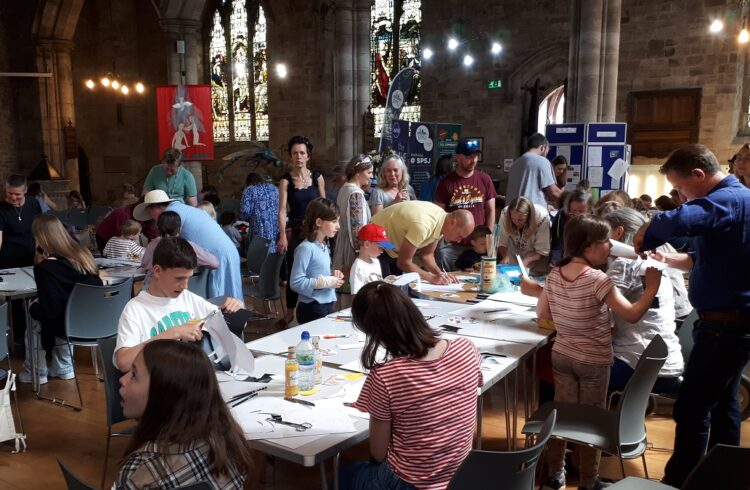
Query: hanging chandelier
708,0,750,44
83,60,145,95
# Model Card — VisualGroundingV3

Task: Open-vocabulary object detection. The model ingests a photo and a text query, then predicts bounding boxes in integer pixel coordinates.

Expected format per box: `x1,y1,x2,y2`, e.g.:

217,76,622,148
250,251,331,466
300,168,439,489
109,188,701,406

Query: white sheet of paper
418,283,476,292
609,239,638,259
336,343,363,350
515,255,528,277
608,158,629,180
203,311,255,374
390,272,421,286
588,166,604,187
556,145,571,163
451,300,532,321
486,291,538,307
587,146,603,166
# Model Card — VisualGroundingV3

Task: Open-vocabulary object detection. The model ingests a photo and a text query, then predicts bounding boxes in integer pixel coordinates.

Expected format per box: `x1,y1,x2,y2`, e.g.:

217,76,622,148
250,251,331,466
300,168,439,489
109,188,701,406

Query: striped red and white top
546,266,615,366
353,337,482,490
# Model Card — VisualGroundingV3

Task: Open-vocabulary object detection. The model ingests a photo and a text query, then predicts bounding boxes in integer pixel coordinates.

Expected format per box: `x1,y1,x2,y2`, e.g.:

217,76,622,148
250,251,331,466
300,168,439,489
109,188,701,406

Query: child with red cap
350,223,395,294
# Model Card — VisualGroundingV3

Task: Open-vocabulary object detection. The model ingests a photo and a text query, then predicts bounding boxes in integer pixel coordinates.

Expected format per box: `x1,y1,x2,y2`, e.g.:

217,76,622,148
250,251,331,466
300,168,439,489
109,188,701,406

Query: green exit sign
487,79,503,89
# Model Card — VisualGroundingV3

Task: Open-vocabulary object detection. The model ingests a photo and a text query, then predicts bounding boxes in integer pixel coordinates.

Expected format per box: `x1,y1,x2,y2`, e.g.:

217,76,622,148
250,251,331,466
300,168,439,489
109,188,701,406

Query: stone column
353,0,371,153
160,19,202,85
37,38,79,188
335,1,355,165
566,0,604,123
601,0,621,121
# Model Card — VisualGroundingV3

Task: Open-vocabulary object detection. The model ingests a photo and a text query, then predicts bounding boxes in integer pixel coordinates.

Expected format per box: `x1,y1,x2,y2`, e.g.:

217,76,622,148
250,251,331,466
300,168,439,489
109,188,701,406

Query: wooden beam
0,72,53,78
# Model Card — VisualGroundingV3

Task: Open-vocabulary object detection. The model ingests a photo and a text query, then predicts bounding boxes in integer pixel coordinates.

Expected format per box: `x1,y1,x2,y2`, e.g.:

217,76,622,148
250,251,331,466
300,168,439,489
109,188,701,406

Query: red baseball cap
357,223,395,250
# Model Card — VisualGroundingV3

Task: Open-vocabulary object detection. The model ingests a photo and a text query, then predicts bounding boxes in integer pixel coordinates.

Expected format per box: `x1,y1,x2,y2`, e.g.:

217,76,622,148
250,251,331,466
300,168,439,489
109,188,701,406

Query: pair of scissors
265,413,312,432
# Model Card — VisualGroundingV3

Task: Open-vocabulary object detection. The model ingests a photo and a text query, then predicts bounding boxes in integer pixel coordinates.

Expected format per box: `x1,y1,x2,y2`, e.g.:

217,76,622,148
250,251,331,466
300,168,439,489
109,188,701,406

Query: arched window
370,0,422,139
537,85,565,131
209,1,268,143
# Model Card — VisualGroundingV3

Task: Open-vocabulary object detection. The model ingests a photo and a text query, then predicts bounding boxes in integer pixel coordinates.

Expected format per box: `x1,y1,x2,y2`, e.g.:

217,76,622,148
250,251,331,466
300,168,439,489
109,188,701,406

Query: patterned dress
240,182,280,253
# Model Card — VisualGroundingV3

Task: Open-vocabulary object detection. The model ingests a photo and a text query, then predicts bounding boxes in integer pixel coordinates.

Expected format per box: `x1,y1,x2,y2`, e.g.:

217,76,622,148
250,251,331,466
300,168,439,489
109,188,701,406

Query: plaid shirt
115,440,246,489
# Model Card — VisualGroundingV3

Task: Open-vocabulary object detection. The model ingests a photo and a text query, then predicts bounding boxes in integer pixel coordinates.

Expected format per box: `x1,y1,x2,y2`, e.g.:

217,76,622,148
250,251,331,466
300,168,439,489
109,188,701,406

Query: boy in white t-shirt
114,237,244,371
350,223,395,294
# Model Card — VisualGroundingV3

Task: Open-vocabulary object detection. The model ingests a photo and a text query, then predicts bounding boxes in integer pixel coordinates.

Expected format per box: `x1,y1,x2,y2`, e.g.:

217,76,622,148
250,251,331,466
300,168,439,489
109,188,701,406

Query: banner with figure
379,67,418,153
157,85,214,160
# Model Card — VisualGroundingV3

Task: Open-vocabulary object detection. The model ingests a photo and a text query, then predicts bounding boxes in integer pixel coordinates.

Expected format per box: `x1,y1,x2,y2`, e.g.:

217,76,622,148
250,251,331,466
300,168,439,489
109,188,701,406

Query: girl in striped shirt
537,215,661,490
341,282,482,490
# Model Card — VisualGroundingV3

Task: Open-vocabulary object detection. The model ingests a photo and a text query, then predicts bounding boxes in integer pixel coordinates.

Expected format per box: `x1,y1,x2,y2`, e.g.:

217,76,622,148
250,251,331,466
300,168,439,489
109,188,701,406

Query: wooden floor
1,318,749,489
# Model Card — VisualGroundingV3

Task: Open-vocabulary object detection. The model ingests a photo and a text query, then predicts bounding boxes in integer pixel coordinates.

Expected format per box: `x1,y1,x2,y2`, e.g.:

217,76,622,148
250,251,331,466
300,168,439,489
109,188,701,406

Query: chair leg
91,345,102,381
641,451,649,479
618,448,626,479
101,433,112,488
36,341,82,411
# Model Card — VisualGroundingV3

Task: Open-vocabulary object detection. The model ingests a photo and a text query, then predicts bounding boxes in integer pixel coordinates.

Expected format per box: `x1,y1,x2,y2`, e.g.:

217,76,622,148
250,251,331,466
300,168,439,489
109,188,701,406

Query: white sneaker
48,371,75,380
18,371,48,385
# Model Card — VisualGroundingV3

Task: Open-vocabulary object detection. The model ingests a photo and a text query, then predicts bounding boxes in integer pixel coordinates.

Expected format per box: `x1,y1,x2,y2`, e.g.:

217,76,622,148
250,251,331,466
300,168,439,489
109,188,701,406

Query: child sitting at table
103,219,145,260
340,281,482,489
290,198,344,324
219,211,243,257
20,214,103,384
536,215,661,490
115,237,243,372
117,339,254,488
349,223,395,294
454,225,491,271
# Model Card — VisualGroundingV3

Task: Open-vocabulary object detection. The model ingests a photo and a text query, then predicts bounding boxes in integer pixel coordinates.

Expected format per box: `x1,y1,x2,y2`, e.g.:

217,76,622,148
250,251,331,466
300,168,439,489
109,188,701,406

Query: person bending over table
497,196,551,276
20,214,103,385
340,282,482,490
114,237,243,372
371,201,474,284
117,339,254,488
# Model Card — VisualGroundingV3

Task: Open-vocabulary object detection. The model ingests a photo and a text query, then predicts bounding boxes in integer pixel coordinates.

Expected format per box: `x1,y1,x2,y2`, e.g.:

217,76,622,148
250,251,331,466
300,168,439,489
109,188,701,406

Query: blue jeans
295,301,334,325
662,319,750,487
339,461,415,490
609,357,681,395
22,320,73,379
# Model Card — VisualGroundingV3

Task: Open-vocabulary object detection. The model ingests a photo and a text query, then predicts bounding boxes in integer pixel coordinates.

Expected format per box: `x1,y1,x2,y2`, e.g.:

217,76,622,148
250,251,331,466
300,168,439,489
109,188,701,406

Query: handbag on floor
0,372,26,453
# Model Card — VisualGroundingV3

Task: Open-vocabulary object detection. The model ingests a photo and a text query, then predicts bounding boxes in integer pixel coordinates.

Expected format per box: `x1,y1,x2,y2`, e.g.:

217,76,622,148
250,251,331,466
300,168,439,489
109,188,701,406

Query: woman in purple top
276,136,325,328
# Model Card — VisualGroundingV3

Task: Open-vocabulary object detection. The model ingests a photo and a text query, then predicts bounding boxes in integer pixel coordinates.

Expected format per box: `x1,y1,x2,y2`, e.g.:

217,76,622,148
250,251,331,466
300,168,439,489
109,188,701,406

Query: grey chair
522,335,668,479
58,459,98,490
207,296,255,339
448,410,556,490
0,302,24,443
245,235,271,278
609,444,750,490
67,208,88,229
188,267,210,298
36,278,133,411
86,206,112,226
244,251,285,316
97,336,133,488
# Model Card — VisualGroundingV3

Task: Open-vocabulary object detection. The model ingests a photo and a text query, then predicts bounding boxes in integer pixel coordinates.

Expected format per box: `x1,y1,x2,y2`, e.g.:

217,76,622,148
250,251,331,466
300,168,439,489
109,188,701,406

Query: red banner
156,85,214,161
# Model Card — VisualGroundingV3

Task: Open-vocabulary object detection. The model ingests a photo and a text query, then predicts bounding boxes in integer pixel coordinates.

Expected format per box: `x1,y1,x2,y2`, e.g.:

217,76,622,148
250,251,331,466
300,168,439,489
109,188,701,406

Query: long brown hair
302,197,339,242
503,196,542,238
32,214,98,275
351,281,440,370
559,214,611,267
122,340,253,478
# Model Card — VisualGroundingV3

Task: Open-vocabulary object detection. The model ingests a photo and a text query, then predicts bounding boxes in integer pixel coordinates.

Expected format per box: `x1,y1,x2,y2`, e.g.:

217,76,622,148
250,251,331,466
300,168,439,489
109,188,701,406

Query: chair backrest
245,235,271,276
188,267,210,298
682,444,750,490
448,410,557,490
677,309,698,364
97,336,126,428
617,335,668,446
67,208,89,229
57,459,98,490
0,302,8,361
258,252,285,300
87,206,112,226
207,296,250,339
65,278,134,340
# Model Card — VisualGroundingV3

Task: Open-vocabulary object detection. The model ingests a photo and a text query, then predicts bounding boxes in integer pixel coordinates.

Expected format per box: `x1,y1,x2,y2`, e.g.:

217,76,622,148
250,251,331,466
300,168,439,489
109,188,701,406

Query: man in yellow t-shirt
371,201,474,284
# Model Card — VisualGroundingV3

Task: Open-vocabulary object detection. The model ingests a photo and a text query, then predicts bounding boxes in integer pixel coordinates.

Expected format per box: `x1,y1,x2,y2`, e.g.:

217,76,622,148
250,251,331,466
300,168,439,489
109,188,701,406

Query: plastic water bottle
312,336,323,385
296,331,316,391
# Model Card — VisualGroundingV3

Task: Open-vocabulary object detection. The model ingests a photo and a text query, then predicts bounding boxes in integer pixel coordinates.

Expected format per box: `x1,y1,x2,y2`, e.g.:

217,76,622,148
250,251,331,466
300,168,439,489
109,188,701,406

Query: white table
221,355,369,489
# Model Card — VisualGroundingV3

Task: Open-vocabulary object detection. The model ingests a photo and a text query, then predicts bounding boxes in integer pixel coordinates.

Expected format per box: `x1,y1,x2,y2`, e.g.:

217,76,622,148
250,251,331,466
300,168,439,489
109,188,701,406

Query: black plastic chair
58,459,98,490
245,235,271,278
36,278,133,411
97,336,133,487
523,335,668,480
188,267,210,298
67,208,88,229
448,410,556,490
244,251,285,316
86,207,112,226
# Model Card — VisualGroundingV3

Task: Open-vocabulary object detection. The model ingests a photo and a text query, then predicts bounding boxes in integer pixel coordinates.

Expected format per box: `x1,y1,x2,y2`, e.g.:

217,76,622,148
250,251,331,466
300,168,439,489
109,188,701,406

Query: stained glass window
370,0,421,139
209,1,269,143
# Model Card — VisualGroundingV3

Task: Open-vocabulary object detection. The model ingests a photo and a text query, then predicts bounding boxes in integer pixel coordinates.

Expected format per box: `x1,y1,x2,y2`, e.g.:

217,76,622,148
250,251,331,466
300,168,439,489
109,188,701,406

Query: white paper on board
503,159,514,172
588,166,604,187
557,127,576,134
567,165,581,185
556,145,571,163
608,158,629,180
611,176,620,189
587,146,603,167
597,131,617,138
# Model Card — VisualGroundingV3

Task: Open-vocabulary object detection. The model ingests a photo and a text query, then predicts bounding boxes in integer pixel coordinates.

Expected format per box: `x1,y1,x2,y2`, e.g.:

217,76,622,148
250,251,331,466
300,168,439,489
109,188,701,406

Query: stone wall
616,0,747,163
0,10,20,178
72,0,167,205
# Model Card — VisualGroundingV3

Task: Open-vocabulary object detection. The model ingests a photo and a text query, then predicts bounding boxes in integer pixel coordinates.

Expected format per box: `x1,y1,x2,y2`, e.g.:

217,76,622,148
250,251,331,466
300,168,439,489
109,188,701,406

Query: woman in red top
341,282,482,490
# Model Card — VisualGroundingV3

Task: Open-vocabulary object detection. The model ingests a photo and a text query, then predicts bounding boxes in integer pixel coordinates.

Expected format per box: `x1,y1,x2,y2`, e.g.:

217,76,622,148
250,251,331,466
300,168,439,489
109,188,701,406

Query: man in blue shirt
634,144,750,487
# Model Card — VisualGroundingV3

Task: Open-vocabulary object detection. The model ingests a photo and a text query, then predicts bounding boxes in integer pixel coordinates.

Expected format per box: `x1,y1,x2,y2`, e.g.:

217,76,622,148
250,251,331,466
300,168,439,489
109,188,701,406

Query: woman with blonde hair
497,196,551,275
369,154,416,216
19,214,102,384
